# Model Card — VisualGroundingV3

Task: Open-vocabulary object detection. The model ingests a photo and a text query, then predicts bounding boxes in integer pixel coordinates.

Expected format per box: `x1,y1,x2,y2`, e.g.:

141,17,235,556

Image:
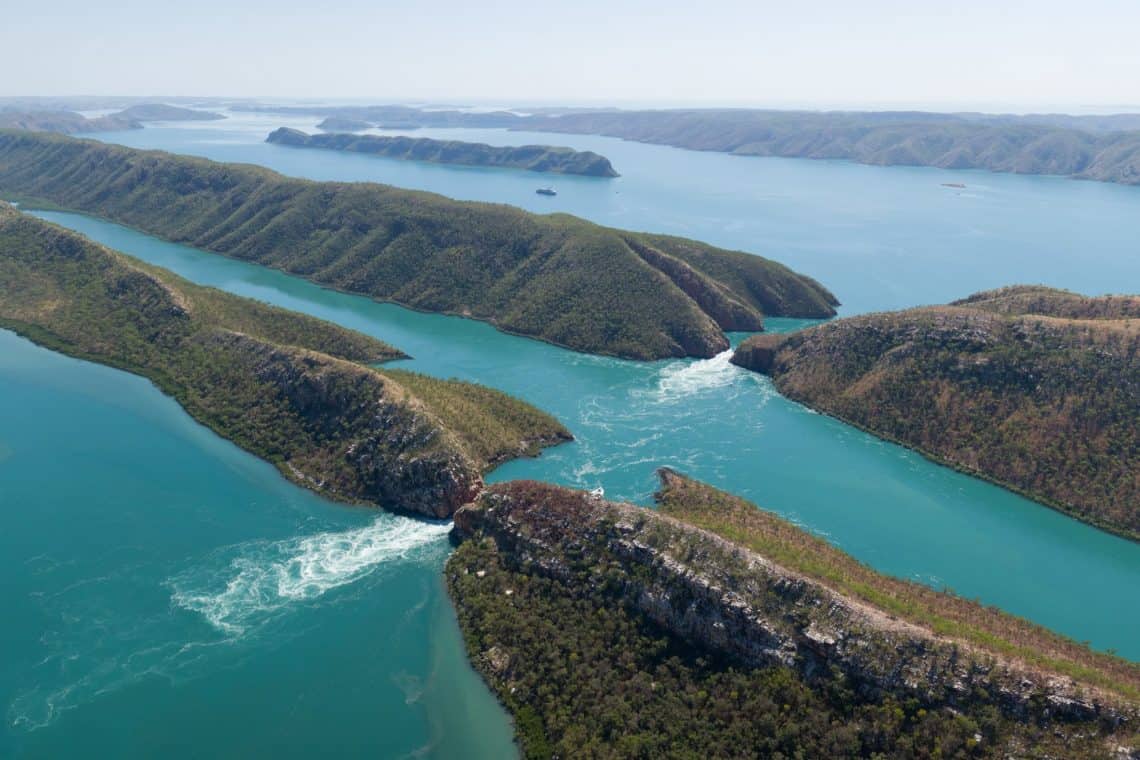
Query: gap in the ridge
25,208,1140,667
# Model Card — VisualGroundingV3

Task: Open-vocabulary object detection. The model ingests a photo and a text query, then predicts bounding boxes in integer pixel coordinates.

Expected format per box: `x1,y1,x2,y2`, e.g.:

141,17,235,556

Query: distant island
732,285,1140,539
246,104,1140,186
115,103,225,121
0,203,569,517
267,126,621,177
0,130,838,360
316,116,373,131
448,469,1140,757
0,110,139,134
0,102,223,135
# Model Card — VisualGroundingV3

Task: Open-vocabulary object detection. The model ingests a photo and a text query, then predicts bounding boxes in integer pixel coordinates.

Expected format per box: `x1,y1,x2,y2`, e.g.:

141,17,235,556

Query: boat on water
589,486,604,500
536,187,557,196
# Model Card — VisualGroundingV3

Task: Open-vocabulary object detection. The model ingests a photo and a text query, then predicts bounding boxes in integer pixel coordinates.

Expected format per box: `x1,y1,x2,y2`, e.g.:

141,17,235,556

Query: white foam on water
645,350,740,403
6,516,450,732
171,516,452,637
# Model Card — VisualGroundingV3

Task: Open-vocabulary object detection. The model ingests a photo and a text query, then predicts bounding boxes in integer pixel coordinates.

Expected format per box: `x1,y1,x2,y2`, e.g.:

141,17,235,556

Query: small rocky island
266,126,621,177
732,285,1140,539
447,470,1140,758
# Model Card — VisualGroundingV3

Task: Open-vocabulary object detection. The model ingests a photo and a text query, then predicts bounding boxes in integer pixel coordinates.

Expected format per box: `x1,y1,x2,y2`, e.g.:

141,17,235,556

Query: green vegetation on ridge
268,127,621,177
0,129,838,360
0,110,139,134
447,472,1139,759
0,204,570,516
732,286,1140,539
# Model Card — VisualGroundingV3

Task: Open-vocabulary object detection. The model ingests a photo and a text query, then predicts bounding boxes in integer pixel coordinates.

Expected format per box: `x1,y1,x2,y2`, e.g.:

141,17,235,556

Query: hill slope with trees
0,131,837,359
732,286,1140,539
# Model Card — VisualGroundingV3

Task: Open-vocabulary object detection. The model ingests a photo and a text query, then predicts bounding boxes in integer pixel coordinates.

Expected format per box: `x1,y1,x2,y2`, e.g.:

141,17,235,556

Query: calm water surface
2,113,1139,756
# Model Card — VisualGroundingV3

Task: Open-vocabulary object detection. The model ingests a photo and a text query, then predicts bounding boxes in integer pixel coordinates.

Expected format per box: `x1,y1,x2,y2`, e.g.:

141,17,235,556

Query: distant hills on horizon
4,97,1140,185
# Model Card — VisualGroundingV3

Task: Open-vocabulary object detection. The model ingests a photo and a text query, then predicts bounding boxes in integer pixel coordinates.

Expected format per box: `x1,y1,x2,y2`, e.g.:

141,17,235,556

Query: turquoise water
3,114,1140,756
0,330,515,758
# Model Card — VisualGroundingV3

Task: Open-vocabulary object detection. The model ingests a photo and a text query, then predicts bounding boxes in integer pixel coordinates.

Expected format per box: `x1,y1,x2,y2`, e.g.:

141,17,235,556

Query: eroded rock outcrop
452,477,1139,731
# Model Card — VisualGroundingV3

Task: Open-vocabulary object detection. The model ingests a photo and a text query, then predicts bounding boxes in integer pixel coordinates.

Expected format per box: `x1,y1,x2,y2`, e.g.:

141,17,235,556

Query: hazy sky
4,0,1139,110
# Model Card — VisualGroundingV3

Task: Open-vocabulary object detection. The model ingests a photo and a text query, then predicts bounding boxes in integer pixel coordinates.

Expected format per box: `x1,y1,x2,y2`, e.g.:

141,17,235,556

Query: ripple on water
539,351,776,501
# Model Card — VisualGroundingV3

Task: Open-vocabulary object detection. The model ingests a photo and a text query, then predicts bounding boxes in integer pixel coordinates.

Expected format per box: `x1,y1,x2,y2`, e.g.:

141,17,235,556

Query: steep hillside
0,205,569,516
732,287,1140,539
0,130,838,359
448,471,1140,759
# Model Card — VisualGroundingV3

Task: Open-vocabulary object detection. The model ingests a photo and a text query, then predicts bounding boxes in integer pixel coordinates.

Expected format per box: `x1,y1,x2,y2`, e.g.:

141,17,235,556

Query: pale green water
2,115,1140,757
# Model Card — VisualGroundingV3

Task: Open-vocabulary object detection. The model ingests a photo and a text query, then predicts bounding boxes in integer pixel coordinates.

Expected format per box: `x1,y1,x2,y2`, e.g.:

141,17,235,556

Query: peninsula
732,286,1140,539
448,470,1140,758
267,127,620,177
0,130,838,360
0,204,569,517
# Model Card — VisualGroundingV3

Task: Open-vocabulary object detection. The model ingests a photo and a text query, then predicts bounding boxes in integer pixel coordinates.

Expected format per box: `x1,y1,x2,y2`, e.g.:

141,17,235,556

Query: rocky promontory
267,126,621,177
448,471,1140,758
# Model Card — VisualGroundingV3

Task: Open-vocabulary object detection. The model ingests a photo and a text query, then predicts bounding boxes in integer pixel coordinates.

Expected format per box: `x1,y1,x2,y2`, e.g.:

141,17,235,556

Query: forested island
267,127,621,177
0,130,837,360
247,104,1140,186
0,204,569,516
114,103,225,121
448,469,1140,758
732,286,1140,539
317,116,375,132
0,103,223,135
0,110,140,134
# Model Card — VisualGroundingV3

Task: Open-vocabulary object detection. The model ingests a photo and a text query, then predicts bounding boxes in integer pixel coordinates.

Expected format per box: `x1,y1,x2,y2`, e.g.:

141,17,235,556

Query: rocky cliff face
728,332,782,373
209,331,482,518
452,478,1138,735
